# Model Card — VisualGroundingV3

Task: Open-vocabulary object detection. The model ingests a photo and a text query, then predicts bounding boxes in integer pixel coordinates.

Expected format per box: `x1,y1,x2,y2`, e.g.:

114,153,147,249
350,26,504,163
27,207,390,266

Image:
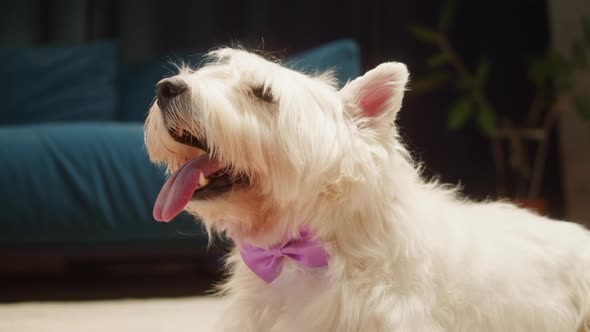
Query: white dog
144,48,590,331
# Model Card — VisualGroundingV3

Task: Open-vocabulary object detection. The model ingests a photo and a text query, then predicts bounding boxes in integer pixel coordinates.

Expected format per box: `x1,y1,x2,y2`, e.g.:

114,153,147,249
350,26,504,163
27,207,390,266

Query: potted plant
408,0,590,214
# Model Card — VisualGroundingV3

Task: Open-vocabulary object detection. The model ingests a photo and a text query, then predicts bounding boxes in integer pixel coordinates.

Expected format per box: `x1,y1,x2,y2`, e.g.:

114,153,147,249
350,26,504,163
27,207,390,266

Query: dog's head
144,48,408,244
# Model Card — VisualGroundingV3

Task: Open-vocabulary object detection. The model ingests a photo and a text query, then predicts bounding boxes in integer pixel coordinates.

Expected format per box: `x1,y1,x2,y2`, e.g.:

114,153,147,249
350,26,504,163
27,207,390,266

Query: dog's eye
250,85,275,103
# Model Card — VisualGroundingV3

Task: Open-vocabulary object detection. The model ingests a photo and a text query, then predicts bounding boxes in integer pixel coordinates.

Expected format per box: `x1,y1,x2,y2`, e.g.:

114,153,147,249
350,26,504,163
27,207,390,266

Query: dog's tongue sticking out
153,154,220,222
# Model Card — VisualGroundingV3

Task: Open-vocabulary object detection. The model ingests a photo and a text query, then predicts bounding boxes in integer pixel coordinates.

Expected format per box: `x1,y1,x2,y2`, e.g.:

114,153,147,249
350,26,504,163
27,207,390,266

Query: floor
0,296,227,332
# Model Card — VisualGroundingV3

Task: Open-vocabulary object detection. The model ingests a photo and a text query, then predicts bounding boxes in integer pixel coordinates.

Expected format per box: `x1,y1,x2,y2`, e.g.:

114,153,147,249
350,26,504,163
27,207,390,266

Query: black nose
156,78,188,101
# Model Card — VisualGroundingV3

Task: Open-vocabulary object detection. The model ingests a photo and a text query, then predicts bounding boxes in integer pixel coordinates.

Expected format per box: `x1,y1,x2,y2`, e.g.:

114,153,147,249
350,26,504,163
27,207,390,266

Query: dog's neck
224,144,428,268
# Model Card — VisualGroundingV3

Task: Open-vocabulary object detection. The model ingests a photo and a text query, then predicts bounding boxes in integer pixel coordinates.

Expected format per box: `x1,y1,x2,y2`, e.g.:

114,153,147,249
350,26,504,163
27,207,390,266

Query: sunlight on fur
144,47,590,331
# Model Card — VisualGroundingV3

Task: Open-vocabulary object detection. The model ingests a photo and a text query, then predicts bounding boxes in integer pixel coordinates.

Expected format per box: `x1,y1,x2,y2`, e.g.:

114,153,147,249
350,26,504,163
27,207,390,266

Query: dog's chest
270,259,330,298
256,261,336,330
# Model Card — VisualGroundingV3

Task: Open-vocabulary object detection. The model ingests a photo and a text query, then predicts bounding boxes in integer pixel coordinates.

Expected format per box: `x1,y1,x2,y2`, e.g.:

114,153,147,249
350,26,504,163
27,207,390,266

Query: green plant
408,1,590,199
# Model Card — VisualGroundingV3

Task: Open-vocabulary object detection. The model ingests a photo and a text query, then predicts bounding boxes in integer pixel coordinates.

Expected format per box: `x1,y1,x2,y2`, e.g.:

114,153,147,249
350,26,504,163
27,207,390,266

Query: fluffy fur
144,48,590,331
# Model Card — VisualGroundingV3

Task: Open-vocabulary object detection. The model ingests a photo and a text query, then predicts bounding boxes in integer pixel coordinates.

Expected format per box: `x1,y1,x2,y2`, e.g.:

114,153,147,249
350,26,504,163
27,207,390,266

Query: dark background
0,0,563,301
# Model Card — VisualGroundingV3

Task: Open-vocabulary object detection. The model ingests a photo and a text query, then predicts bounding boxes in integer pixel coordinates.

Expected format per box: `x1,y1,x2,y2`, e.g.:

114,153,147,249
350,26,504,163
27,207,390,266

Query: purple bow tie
239,229,330,283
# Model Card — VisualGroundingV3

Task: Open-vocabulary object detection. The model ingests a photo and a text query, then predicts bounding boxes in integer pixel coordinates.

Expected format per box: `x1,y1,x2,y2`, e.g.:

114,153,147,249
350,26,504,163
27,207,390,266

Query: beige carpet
0,296,227,332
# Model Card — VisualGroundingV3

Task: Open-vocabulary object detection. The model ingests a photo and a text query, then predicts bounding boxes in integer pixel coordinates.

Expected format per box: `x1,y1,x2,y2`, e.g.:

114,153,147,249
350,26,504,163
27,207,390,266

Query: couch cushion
285,38,361,87
0,123,203,248
118,39,361,121
0,41,118,125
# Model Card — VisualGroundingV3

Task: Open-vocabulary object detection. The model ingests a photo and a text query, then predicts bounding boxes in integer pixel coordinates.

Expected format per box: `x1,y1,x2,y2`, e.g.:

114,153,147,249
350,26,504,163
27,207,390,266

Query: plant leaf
477,108,497,136
447,98,474,130
548,53,571,74
454,76,471,92
408,24,442,44
528,56,549,85
547,53,573,91
475,58,491,86
582,16,590,47
427,53,451,68
528,54,573,88
574,95,590,120
409,72,449,94
438,0,456,32
571,40,587,69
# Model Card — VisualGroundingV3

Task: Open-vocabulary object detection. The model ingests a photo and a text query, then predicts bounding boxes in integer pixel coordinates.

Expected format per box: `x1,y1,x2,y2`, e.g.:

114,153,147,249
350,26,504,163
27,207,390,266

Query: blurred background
0,0,589,328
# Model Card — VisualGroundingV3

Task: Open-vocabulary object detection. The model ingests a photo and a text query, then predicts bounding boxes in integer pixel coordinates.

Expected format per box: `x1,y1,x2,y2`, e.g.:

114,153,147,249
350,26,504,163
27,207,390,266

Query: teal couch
0,39,361,254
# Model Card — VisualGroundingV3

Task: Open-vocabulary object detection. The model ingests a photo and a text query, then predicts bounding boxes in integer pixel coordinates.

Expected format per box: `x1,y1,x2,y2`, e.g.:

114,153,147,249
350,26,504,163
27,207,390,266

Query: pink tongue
153,154,220,222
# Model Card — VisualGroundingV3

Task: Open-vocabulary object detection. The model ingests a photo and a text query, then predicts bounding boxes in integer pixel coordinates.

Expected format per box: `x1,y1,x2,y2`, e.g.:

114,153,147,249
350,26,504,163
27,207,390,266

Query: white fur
144,48,590,331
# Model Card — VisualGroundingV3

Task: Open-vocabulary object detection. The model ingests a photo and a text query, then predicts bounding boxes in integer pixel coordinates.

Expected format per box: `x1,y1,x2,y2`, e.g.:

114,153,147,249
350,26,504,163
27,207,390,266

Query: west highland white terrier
144,48,590,331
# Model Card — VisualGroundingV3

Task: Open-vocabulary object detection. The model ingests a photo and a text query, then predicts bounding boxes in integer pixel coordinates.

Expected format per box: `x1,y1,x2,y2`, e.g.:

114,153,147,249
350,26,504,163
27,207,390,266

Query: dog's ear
339,62,408,124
